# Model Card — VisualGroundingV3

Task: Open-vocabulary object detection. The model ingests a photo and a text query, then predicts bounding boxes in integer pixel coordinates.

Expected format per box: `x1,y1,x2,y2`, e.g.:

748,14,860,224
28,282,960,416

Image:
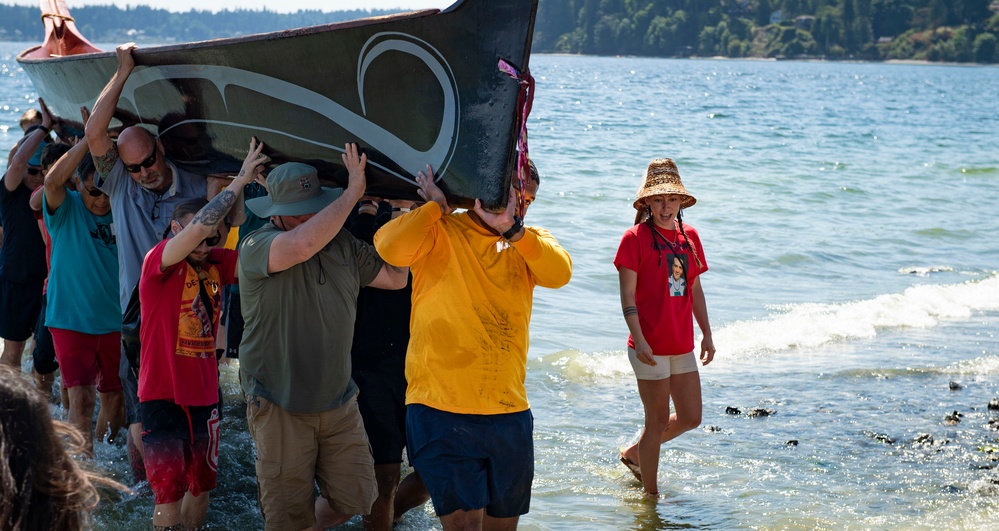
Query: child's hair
19,108,42,131
75,156,96,183
642,208,704,270
161,197,208,239
41,143,71,170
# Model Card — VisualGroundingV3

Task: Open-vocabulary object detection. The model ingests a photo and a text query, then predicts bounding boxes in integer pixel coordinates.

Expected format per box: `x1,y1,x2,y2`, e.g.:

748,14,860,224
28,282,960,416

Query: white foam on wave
544,275,999,381
531,349,634,380
717,274,999,359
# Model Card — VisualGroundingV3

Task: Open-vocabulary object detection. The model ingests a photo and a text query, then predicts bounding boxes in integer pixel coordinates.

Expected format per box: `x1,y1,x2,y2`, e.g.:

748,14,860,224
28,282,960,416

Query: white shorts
628,348,698,381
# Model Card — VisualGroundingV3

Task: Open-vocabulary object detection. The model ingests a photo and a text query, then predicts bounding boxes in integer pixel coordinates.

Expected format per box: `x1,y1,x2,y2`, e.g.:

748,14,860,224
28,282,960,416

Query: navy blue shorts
355,368,407,465
223,290,242,359
119,348,141,425
32,294,58,374
406,404,533,518
0,277,42,341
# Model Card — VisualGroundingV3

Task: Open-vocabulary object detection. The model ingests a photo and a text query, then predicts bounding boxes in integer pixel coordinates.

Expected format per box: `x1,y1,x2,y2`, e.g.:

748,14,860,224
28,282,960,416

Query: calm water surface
2,42,998,529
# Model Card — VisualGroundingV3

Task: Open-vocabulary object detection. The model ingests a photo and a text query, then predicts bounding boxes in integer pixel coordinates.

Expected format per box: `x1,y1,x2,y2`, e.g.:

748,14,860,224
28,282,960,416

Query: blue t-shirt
43,191,121,334
95,156,206,310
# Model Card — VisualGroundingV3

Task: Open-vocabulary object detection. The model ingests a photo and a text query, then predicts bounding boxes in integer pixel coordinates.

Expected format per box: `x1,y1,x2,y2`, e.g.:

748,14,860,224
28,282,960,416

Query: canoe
16,0,538,209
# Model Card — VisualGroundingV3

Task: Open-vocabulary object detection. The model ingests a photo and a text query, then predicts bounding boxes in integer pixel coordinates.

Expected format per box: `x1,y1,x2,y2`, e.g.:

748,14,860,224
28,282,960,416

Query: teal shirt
43,191,121,333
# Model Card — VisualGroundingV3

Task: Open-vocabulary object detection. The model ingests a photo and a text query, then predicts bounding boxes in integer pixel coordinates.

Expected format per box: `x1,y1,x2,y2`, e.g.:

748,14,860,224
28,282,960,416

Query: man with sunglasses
85,42,210,479
135,139,266,530
40,137,125,454
0,105,51,369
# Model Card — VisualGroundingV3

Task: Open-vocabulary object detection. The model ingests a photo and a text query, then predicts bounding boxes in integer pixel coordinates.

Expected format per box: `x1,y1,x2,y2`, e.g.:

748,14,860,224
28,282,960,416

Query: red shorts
49,328,123,392
141,399,221,505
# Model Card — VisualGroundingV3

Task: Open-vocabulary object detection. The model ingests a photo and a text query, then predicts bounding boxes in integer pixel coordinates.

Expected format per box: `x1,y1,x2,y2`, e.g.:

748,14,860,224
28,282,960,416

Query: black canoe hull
17,0,537,208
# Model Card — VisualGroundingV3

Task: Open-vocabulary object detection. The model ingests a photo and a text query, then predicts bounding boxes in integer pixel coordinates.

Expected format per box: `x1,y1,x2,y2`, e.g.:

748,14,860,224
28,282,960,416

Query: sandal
619,453,642,482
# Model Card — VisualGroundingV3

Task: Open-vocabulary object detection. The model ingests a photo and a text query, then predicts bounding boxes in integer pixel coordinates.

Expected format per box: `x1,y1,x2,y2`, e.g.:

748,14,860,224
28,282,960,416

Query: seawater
2,42,997,530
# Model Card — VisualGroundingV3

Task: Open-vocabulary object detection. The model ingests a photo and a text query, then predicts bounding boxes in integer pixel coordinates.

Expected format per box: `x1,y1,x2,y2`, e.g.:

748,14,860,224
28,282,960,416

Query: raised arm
85,43,136,166
266,143,366,274
367,262,409,290
4,101,53,192
159,138,266,270
373,167,448,266
43,138,91,213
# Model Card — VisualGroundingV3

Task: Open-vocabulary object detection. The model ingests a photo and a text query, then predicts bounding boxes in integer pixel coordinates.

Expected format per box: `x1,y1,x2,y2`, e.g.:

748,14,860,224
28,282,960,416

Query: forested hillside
0,4,395,43
536,0,999,62
2,0,998,63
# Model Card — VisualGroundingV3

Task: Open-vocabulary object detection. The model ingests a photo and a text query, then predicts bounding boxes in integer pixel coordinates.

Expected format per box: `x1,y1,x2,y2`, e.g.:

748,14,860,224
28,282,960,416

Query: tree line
2,1,998,63
535,0,999,62
0,4,396,44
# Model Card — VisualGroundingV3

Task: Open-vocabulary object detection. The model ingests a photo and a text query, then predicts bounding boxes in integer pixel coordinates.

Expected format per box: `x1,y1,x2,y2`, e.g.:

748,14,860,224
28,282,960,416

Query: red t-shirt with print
614,222,707,356
137,240,237,406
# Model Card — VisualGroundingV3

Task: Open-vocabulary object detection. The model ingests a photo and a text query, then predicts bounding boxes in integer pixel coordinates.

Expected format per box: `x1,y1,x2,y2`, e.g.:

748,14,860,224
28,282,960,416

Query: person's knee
646,407,671,430
70,386,97,411
375,466,401,496
675,411,701,432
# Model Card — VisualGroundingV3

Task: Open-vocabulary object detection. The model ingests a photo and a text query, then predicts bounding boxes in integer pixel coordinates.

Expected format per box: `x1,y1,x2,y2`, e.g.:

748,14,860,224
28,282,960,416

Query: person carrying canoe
373,159,572,531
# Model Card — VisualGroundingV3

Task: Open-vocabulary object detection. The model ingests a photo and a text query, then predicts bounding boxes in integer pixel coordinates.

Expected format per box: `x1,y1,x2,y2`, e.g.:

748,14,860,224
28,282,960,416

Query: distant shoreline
3,41,997,68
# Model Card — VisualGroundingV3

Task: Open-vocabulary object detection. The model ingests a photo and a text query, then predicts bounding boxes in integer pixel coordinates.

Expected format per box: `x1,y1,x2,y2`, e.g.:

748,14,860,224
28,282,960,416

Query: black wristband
501,215,523,240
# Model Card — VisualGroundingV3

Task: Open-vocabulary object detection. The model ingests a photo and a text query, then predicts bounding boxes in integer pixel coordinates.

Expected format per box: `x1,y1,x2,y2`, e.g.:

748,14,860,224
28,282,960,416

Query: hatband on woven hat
633,158,696,210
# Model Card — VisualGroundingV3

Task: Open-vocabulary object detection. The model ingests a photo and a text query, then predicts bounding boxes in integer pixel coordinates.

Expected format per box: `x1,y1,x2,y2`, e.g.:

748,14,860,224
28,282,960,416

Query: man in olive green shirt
238,146,408,531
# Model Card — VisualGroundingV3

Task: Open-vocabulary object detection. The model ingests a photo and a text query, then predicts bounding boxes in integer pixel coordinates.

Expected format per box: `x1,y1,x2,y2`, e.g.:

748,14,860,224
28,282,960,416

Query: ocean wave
716,274,999,359
544,275,999,381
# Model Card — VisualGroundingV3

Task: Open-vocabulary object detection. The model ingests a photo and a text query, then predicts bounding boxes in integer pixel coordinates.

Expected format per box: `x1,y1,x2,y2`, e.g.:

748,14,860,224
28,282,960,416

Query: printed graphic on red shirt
176,266,221,359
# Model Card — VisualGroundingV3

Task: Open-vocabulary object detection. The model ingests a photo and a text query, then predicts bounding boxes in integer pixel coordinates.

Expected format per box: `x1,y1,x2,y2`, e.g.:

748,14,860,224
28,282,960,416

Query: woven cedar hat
633,158,696,210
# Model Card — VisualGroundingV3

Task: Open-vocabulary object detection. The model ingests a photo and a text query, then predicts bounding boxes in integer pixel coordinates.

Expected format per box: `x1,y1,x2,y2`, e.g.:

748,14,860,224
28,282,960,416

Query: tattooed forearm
94,143,119,179
192,189,237,227
623,306,638,317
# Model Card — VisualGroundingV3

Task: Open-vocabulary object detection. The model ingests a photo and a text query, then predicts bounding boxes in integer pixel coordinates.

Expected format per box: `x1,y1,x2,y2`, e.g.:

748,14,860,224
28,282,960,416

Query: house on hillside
770,10,783,25
795,15,815,31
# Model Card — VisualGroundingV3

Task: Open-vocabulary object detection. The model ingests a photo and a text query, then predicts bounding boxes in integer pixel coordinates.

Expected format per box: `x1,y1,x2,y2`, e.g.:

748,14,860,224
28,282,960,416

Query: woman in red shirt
614,158,716,498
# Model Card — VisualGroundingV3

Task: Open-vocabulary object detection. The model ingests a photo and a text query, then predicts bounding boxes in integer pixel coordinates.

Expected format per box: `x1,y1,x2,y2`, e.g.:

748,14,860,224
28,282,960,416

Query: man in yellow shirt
374,160,571,531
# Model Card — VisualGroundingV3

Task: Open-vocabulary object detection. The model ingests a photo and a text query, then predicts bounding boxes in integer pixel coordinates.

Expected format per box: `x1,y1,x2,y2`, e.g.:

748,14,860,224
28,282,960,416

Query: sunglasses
124,148,158,174
176,222,222,247
83,184,106,198
27,167,44,176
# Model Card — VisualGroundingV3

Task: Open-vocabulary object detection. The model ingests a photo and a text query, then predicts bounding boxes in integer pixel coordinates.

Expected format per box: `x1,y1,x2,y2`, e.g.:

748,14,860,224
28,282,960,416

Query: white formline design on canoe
133,31,458,186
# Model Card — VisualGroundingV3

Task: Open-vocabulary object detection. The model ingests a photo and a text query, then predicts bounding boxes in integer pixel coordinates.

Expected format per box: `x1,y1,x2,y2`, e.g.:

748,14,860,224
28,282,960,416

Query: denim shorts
406,404,533,518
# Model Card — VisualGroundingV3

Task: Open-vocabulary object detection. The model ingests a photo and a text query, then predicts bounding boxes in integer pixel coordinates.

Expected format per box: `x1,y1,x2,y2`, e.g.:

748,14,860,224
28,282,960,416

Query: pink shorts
49,328,123,392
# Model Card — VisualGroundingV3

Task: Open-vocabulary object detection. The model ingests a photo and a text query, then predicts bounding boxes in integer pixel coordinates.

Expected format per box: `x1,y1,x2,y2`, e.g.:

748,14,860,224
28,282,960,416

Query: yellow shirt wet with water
374,202,572,415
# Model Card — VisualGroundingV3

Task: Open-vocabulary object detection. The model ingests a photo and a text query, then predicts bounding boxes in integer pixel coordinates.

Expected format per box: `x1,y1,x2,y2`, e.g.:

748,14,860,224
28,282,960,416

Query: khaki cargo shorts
246,394,377,531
